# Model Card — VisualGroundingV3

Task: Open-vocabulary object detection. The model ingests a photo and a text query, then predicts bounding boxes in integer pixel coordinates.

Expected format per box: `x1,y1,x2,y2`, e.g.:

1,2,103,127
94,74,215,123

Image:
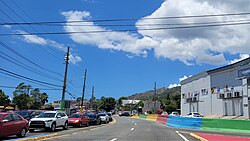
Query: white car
170,111,180,116
186,112,203,118
29,111,68,132
98,113,109,124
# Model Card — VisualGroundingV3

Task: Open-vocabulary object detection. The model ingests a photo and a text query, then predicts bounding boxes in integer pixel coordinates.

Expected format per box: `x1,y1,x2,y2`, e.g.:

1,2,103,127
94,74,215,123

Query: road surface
46,116,198,141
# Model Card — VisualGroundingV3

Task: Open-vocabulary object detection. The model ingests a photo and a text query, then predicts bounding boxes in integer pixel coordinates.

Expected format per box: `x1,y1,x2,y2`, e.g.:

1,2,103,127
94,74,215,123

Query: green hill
128,86,180,101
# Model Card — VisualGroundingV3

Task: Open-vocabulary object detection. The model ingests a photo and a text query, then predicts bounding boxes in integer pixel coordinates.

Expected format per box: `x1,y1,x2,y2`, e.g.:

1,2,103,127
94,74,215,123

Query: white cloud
62,0,250,65
61,11,156,56
69,54,82,64
179,75,192,82
18,30,81,64
3,25,12,29
229,54,250,64
168,75,192,88
168,83,181,89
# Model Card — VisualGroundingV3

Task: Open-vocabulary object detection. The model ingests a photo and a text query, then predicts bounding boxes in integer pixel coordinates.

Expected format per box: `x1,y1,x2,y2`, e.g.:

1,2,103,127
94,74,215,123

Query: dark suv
15,110,43,121
86,113,101,125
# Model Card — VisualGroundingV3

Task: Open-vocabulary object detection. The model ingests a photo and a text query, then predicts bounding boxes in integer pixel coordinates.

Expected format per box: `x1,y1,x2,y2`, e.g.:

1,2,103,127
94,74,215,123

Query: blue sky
1,0,250,102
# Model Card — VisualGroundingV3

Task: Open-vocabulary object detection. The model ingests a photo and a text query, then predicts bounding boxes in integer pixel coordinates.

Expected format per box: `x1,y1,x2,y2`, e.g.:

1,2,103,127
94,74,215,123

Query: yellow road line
190,133,208,141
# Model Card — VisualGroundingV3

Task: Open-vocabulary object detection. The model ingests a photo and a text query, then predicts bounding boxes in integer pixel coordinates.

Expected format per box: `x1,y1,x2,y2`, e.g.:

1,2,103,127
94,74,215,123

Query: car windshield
87,114,96,118
70,114,81,118
0,114,3,118
15,111,30,117
193,113,200,115
37,113,56,118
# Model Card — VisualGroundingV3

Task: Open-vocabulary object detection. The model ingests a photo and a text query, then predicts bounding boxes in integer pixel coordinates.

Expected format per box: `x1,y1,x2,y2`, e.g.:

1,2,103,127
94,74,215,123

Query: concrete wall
210,68,243,116
181,75,211,116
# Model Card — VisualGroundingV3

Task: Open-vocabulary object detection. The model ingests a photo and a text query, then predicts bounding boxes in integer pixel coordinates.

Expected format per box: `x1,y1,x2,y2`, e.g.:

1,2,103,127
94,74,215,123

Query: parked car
0,112,29,138
186,112,203,118
107,112,113,121
170,111,180,116
15,110,44,121
86,113,101,125
119,112,130,117
98,113,109,124
68,112,89,127
29,111,68,132
161,112,168,116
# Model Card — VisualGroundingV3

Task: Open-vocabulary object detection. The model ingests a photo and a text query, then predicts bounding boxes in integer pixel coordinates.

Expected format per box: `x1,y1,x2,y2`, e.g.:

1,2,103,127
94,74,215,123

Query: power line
0,67,62,88
10,19,250,27
1,21,250,36
0,70,59,89
0,1,63,61
0,41,63,77
0,85,62,90
0,50,63,82
1,12,250,25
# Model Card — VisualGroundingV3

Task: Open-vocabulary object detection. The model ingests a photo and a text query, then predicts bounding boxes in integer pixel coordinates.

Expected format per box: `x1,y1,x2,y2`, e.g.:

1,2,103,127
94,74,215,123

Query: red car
68,113,89,127
0,112,29,137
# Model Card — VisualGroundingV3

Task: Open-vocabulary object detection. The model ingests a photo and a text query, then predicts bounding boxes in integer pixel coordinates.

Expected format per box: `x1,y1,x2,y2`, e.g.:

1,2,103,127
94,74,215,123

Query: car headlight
45,120,53,122
74,120,79,123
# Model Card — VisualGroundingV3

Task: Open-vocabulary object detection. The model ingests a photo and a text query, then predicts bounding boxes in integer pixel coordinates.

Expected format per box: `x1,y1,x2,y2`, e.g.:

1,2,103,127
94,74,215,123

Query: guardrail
131,114,250,133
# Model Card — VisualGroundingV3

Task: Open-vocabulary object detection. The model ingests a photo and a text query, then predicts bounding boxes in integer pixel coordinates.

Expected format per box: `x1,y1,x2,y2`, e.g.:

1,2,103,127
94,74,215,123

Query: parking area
2,118,116,141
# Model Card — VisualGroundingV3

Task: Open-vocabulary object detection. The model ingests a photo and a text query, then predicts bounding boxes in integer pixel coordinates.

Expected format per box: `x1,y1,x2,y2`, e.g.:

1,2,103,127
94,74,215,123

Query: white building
181,57,250,118
121,100,140,106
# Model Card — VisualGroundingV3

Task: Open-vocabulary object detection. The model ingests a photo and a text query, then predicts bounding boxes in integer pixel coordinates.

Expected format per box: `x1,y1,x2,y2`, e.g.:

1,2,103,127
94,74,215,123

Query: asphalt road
45,116,199,141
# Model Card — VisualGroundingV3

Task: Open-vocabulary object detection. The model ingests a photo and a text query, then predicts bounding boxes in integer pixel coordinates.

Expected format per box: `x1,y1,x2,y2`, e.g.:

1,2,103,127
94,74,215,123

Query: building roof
180,57,250,85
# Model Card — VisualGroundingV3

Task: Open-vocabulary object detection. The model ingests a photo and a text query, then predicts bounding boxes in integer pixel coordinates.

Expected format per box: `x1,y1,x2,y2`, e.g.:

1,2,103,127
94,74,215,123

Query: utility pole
80,69,87,112
91,86,95,111
61,47,70,111
154,82,157,114
91,86,95,101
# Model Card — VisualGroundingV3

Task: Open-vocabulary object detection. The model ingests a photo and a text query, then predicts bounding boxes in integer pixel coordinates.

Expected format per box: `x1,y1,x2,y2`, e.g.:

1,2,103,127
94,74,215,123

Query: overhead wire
0,85,62,90
0,0,63,61
1,21,250,36
0,67,62,88
0,50,63,82
1,0,83,79
0,70,60,89
0,41,63,77
1,12,250,25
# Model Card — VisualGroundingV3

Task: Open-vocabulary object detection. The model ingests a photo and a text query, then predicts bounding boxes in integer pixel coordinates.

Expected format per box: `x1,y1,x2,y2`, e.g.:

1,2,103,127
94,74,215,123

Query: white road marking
110,138,117,141
135,123,137,126
176,131,189,141
131,128,134,131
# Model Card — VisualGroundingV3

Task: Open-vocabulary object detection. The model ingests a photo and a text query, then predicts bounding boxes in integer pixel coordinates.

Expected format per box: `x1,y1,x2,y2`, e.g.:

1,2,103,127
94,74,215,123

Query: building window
201,89,208,96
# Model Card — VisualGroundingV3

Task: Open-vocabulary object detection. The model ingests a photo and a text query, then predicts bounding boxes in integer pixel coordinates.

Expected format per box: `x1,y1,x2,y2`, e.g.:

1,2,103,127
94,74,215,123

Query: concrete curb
16,133,59,141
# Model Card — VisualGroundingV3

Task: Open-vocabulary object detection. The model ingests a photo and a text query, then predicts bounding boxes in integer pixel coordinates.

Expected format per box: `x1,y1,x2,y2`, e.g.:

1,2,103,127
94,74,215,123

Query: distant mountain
127,86,181,100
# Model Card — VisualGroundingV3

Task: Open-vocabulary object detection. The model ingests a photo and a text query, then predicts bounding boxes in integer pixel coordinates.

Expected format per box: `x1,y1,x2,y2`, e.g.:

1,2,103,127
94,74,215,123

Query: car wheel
51,123,56,132
79,122,83,127
63,122,68,130
29,129,35,133
85,122,89,127
17,128,26,137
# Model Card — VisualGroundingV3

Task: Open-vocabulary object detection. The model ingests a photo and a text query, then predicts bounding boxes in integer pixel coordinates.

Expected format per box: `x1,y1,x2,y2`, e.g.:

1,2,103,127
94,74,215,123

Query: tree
13,83,32,110
0,89,11,106
102,97,116,111
117,96,128,108
92,99,104,111
30,88,48,109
